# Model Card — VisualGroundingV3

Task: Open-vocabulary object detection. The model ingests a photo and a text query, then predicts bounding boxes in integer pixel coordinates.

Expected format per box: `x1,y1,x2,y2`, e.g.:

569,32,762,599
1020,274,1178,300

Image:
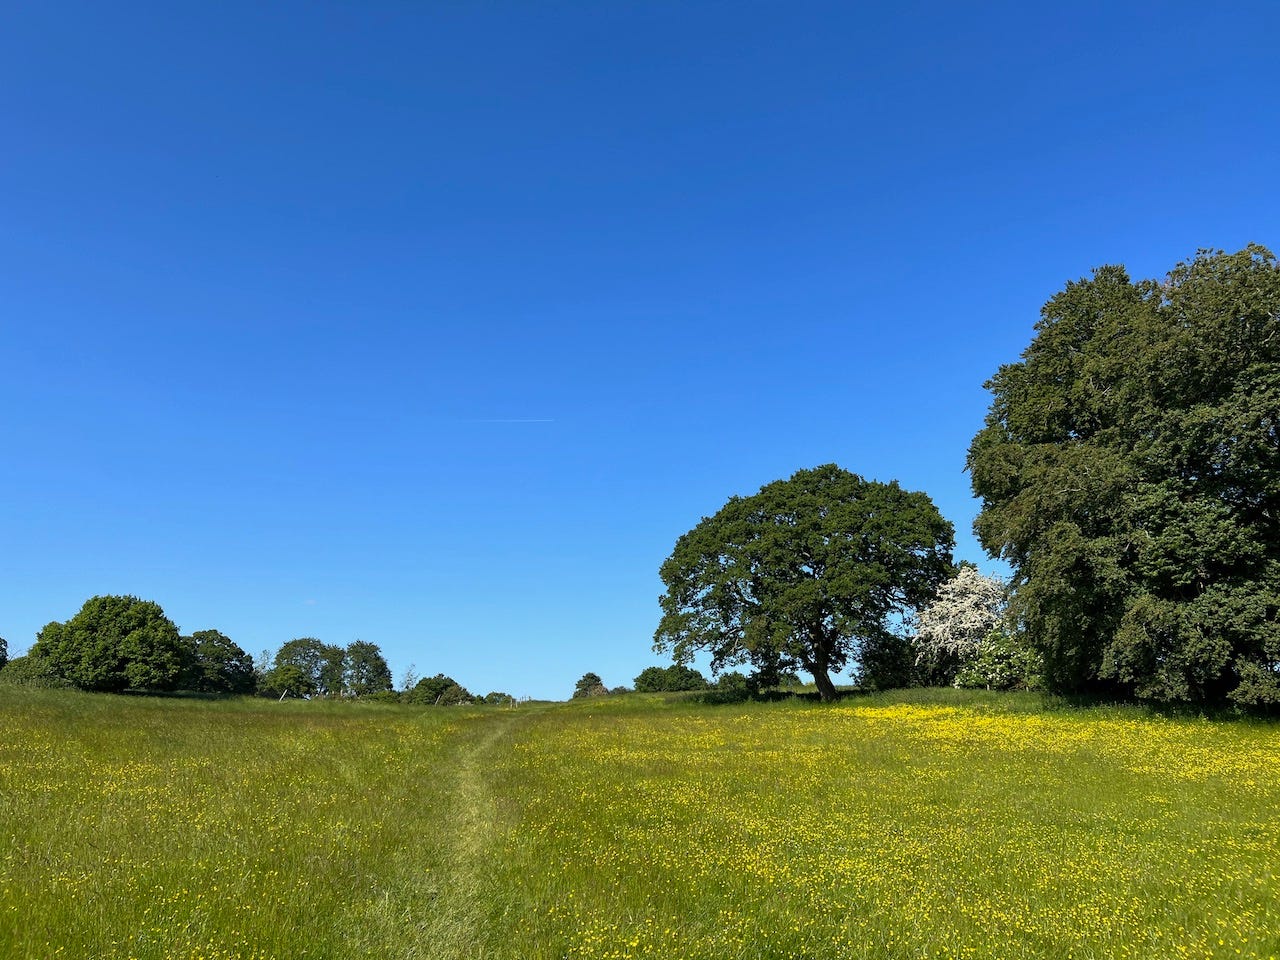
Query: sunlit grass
1,688,1277,958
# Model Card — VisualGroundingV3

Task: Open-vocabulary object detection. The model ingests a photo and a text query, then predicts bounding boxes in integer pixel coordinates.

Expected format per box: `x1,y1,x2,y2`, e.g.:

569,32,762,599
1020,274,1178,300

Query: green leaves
970,245,1280,704
656,464,954,700
32,596,187,693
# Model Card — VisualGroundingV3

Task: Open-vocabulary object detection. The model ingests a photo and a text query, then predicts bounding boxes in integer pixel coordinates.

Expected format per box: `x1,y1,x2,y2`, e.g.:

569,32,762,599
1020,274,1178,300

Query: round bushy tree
634,664,709,692
656,464,954,701
33,596,186,692
405,673,472,705
572,672,608,698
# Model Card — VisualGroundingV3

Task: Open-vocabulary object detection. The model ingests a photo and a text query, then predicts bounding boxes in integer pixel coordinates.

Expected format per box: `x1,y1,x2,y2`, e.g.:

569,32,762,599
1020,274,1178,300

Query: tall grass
1,688,1276,958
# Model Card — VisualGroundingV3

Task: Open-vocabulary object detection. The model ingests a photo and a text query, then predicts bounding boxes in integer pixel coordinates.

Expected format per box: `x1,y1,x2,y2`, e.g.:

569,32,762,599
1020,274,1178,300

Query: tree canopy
655,464,954,700
269,638,347,697
263,638,395,698
572,672,608,698
968,245,1280,705
634,664,709,692
404,673,473,705
183,629,256,694
345,640,394,697
32,596,187,693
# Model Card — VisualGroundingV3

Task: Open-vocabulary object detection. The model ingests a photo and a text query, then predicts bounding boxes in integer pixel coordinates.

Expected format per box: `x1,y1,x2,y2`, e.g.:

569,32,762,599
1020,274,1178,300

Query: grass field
1,688,1277,959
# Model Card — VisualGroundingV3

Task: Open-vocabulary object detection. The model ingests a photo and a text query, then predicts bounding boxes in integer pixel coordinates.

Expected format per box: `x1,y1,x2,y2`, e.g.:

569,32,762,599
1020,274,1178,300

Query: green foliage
572,672,608,699
633,664,709,692
969,246,1280,704
437,682,474,705
32,595,186,692
713,671,750,697
182,629,256,694
404,673,474,705
272,638,347,697
345,640,393,697
656,463,954,700
953,630,1044,691
263,663,310,698
857,633,918,690
480,691,514,705
633,667,670,691
0,653,70,688
318,644,348,697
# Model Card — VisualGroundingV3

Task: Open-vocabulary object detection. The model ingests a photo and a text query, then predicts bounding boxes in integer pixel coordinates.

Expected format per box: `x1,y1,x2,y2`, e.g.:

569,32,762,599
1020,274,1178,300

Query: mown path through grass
401,707,525,957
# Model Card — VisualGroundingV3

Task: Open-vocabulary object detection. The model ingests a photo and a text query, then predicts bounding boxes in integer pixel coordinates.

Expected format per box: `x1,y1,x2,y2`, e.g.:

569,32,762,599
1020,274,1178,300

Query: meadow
1,688,1277,960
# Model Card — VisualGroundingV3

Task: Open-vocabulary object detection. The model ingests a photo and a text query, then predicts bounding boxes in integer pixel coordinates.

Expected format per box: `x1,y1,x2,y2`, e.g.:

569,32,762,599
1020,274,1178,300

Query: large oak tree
655,464,954,700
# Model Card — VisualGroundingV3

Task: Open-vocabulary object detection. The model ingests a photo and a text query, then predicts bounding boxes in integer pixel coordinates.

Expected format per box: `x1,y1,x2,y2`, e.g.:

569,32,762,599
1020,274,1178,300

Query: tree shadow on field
691,687,866,706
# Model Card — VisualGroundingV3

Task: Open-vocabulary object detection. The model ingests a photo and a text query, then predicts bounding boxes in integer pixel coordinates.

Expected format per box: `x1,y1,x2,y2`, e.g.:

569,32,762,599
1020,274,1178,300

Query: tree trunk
812,667,838,701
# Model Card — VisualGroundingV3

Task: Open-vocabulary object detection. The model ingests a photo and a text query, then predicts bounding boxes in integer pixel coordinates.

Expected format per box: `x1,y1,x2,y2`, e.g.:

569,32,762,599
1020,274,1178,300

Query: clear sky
2,1,1277,699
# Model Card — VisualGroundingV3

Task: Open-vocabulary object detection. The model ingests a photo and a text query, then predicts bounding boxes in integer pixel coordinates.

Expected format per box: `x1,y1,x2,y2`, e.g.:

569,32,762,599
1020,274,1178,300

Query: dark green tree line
266,638,394,698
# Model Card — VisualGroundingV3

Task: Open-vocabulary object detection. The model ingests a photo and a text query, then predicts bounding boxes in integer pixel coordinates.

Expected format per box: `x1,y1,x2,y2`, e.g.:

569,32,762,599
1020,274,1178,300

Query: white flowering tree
913,566,1007,683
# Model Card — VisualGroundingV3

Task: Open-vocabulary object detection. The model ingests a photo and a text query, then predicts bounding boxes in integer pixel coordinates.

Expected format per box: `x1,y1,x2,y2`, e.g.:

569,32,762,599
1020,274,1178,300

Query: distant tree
480,691,514,705
32,595,187,692
272,638,347,697
270,640,321,696
263,663,310,698
656,464,954,700
969,245,1280,704
0,635,7,671
436,682,474,705
634,664,709,692
317,644,348,697
633,667,668,692
404,673,472,705
182,629,256,694
912,566,1007,685
345,640,393,697
714,671,750,696
255,648,275,694
572,672,608,699
399,663,419,694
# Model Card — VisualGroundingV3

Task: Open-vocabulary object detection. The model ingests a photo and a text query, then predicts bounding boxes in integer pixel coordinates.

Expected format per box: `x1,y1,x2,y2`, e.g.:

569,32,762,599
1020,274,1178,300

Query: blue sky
3,1,1277,699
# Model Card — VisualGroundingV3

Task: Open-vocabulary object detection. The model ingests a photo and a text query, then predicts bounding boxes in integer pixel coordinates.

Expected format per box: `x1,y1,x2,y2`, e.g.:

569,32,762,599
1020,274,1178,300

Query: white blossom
914,566,1007,662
